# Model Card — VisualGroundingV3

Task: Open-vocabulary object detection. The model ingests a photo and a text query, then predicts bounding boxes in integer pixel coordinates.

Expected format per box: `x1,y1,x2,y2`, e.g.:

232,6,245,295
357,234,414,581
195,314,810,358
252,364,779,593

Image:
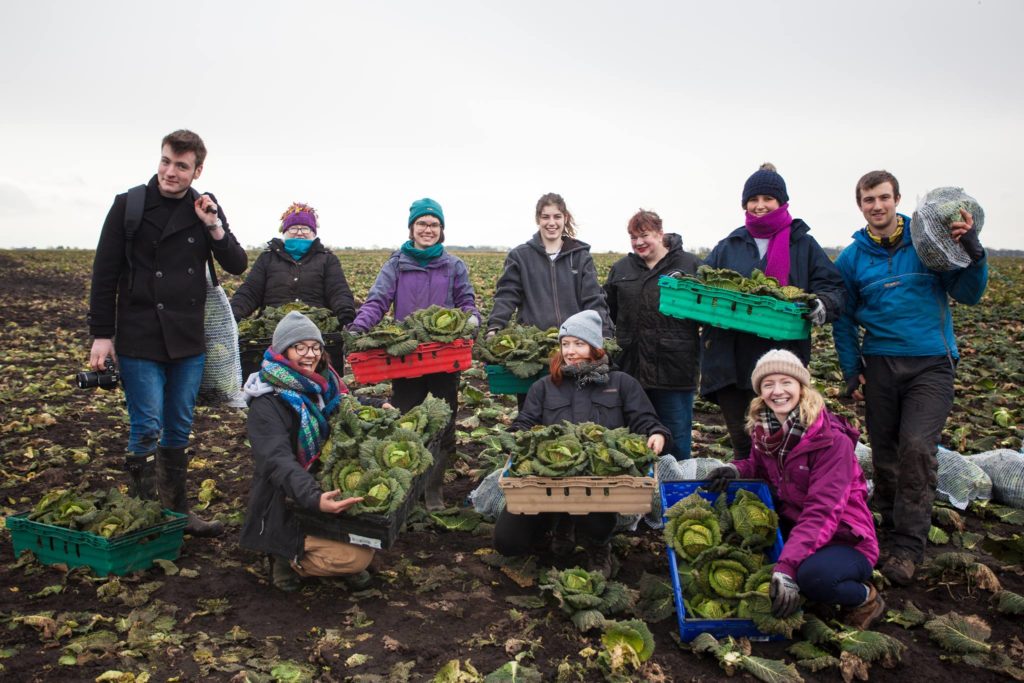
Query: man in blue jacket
832,170,987,585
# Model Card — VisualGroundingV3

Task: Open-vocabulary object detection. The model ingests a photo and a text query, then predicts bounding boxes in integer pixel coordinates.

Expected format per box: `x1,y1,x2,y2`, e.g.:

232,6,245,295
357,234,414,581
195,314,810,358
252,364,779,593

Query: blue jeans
645,388,694,459
795,544,873,607
119,354,205,454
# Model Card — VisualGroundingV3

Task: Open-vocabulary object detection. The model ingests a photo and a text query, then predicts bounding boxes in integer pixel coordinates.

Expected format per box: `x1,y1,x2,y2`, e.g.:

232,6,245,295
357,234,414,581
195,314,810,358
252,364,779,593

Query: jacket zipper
550,258,561,323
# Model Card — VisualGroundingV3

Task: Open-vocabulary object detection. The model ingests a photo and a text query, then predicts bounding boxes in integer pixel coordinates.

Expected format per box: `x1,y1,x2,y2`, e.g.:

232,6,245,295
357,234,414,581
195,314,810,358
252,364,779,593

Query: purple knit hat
280,202,318,234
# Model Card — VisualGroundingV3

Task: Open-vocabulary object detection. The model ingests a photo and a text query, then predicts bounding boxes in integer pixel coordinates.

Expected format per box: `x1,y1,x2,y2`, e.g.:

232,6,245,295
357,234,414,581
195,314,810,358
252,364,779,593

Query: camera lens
76,371,98,389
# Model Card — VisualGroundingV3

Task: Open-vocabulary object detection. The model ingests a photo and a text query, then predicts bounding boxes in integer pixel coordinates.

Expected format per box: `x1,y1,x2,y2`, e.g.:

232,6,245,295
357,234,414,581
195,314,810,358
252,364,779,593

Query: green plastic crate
7,510,188,576
485,365,547,394
658,276,810,341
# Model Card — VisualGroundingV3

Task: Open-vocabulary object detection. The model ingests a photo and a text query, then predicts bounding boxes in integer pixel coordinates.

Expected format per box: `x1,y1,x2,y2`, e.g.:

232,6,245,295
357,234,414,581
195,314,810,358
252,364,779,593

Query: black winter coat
604,234,702,390
240,393,327,560
88,175,248,361
513,370,670,441
229,238,356,325
700,220,845,397
487,233,612,336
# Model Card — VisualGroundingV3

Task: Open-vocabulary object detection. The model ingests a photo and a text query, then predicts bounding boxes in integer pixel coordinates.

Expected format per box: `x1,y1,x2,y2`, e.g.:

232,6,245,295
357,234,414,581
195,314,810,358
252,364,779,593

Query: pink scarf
745,203,793,286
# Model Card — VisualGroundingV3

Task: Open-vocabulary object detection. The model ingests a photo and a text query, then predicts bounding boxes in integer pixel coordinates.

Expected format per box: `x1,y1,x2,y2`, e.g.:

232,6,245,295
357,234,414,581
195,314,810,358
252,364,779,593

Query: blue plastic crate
660,480,785,642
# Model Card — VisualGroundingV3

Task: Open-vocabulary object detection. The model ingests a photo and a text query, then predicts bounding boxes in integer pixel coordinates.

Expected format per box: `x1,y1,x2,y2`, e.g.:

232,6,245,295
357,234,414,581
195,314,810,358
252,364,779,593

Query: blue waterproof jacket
832,214,988,381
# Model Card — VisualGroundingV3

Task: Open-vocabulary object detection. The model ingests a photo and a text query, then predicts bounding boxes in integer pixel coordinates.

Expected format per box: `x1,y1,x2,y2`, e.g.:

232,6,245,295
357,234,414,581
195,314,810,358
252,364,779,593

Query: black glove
958,227,985,263
842,375,861,398
706,466,737,493
770,571,801,618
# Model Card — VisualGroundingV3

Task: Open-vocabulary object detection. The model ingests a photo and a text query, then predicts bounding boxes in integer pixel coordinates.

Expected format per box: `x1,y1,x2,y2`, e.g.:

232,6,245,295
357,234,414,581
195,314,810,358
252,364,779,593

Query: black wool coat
229,238,356,325
604,233,702,390
88,175,248,361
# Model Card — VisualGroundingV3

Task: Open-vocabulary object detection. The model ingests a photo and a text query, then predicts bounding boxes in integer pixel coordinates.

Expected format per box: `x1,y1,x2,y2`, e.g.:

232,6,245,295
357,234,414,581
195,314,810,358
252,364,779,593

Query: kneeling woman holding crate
493,310,670,577
706,350,883,630
241,311,388,592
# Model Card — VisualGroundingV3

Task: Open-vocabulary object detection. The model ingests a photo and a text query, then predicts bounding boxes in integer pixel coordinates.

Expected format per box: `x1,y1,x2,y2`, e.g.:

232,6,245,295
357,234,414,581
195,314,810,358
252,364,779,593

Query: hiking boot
269,555,301,592
843,584,886,630
423,452,448,512
342,570,373,591
156,446,224,538
586,543,613,579
549,516,576,557
880,555,915,586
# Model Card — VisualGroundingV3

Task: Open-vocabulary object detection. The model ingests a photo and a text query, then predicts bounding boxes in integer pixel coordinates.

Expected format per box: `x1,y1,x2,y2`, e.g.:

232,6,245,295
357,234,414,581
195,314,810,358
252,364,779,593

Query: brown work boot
880,555,915,586
843,584,886,630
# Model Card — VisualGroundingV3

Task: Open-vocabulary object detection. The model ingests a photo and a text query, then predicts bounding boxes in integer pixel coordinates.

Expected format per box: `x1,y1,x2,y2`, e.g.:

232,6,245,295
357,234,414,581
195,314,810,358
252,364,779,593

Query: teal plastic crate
7,510,188,576
658,276,810,341
660,480,785,642
484,365,547,394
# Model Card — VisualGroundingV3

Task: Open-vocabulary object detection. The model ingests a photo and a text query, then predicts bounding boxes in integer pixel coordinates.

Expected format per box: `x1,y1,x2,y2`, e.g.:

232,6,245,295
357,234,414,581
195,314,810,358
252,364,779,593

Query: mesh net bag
642,456,727,529
199,271,245,408
935,446,993,510
855,441,873,479
468,468,505,520
969,449,1024,509
911,186,985,271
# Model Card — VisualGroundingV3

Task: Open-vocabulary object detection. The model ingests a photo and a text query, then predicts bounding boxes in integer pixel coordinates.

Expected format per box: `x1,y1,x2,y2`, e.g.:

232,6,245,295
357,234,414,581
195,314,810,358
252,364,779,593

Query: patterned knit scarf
866,214,904,248
752,407,806,464
259,348,345,470
562,355,611,389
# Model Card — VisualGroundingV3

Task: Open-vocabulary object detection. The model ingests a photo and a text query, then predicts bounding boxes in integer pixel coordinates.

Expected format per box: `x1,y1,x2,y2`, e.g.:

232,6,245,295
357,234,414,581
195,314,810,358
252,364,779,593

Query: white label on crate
348,533,383,549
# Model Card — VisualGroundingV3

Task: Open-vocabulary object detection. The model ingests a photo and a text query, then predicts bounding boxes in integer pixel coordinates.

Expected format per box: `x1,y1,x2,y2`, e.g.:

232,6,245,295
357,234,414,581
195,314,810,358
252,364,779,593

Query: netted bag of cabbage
934,446,993,510
910,186,985,271
468,468,506,520
969,449,1024,509
199,271,245,408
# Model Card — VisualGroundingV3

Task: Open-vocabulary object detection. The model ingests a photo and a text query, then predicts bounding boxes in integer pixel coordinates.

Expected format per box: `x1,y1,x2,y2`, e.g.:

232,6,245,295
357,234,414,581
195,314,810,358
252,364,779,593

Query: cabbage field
0,248,1022,682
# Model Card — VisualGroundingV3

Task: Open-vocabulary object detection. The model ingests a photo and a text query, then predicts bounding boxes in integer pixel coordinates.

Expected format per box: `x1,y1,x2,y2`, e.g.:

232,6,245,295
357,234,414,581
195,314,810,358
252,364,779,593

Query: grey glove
958,227,985,263
802,298,827,326
769,571,801,618
706,465,738,493
465,315,480,331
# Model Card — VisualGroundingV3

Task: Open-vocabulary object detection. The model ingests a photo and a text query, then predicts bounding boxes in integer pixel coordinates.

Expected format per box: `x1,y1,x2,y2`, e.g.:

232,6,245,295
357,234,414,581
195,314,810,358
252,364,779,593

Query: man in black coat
87,129,248,536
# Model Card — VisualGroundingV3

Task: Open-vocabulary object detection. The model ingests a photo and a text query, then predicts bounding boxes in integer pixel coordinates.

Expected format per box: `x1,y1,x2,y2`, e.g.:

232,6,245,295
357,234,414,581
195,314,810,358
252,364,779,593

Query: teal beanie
408,198,445,228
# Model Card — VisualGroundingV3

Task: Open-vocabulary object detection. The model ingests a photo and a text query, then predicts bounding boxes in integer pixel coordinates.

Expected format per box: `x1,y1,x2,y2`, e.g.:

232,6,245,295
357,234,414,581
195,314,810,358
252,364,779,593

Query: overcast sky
2,0,1021,253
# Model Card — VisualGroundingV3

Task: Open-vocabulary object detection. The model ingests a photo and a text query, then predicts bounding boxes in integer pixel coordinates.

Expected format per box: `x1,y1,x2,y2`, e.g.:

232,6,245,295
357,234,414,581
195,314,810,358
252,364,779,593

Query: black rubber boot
423,450,449,512
156,446,224,537
125,452,158,501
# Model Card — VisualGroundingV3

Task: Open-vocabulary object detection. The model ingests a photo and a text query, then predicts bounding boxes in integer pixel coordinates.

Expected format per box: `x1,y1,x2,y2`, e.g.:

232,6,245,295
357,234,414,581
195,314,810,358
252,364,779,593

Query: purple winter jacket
732,409,879,578
350,249,479,330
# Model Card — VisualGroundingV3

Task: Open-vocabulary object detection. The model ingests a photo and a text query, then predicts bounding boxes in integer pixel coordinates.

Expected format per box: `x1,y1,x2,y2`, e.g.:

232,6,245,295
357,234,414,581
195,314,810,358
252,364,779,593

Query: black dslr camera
76,357,119,390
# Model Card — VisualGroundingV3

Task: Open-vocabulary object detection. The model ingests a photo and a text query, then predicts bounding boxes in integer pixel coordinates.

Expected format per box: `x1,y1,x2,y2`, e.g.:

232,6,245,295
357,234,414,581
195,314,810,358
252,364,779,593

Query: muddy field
0,249,1022,682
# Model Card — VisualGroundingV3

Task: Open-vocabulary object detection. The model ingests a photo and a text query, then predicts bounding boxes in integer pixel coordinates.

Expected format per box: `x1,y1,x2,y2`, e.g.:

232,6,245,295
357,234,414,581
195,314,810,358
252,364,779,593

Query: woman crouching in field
240,311,386,592
493,310,669,577
707,350,883,629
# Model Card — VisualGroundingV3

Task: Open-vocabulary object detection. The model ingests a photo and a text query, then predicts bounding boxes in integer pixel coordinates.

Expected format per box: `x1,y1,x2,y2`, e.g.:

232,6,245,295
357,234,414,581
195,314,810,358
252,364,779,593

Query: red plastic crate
347,338,474,384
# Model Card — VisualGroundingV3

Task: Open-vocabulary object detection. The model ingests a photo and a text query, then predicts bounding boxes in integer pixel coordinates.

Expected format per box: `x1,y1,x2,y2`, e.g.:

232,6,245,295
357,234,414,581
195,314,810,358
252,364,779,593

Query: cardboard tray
347,339,473,385
661,480,785,642
658,276,810,341
8,510,188,576
499,464,656,515
484,365,547,395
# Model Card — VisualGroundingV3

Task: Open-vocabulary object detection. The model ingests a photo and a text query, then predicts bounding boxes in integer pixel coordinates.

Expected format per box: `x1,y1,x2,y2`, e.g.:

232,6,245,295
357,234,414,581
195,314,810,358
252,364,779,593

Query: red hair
549,345,607,385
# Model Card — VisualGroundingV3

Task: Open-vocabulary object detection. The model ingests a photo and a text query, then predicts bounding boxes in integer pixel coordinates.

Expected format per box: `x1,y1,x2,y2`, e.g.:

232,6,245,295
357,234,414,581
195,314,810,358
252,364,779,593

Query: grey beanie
558,310,604,350
272,311,324,354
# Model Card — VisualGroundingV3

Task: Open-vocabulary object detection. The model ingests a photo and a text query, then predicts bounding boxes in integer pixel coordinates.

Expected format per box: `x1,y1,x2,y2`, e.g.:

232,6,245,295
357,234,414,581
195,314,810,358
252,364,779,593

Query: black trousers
391,372,459,457
715,384,756,460
863,355,955,562
493,511,616,556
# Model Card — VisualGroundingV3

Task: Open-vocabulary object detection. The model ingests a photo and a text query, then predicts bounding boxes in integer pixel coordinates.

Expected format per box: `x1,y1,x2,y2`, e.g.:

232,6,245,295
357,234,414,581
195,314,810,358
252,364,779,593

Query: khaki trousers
291,535,374,577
